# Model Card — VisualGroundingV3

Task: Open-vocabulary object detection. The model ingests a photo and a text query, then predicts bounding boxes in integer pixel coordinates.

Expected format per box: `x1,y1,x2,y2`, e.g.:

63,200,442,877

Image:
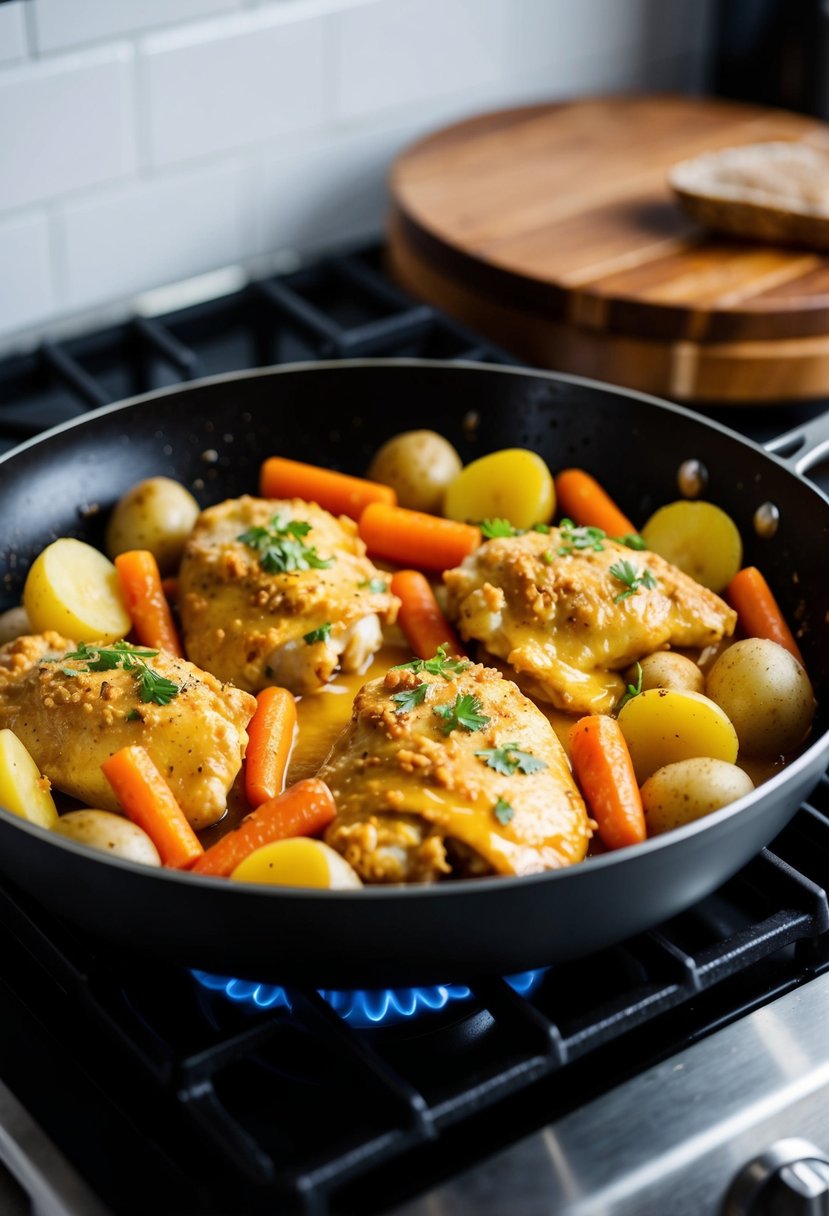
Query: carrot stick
191,778,336,878
569,715,646,850
244,686,297,808
726,566,804,666
115,550,184,657
555,469,636,537
260,456,396,520
359,503,481,571
101,745,203,869
390,570,466,660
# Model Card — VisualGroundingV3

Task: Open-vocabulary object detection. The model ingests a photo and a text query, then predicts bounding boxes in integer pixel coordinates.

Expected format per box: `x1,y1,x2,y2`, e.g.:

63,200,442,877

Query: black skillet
0,360,827,988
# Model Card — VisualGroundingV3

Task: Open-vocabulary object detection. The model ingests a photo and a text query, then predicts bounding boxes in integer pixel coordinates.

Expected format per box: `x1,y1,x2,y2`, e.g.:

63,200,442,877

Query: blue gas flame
192,969,545,1028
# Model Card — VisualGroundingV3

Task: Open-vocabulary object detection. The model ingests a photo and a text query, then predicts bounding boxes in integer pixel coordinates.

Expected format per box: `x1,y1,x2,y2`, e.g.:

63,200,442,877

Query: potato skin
705,638,816,758
367,431,462,514
105,477,200,574
642,758,755,835
53,809,161,866
630,652,704,695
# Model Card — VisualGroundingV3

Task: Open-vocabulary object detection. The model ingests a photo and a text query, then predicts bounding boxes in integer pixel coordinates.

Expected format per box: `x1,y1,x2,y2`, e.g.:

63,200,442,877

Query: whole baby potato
367,430,462,514
53,809,161,867
705,638,816,758
105,476,200,574
642,758,755,836
628,652,704,696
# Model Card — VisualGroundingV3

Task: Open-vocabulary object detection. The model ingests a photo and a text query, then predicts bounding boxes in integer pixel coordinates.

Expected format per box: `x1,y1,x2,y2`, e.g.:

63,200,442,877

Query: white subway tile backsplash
0,211,53,334
333,0,502,123
139,4,329,169
31,0,245,54
0,46,136,214
57,161,247,313
0,2,28,66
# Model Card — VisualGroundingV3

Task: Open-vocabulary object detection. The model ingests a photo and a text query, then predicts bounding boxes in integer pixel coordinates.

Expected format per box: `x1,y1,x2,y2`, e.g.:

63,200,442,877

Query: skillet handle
764,411,829,478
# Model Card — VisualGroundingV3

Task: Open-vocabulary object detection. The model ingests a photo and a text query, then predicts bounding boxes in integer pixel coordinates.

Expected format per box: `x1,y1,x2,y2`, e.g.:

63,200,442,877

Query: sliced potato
641,500,742,591
367,430,462,514
706,638,816,758
230,837,363,888
23,538,131,643
53,809,161,866
0,729,59,829
642,758,755,835
617,687,739,784
443,448,555,530
105,477,200,575
630,652,704,695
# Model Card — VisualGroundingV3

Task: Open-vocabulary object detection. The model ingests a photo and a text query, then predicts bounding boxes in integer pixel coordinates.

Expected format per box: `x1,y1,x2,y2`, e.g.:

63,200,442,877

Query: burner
192,969,545,1029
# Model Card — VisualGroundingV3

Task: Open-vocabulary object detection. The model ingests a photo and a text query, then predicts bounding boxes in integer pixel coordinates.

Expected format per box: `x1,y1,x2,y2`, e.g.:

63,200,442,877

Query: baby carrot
115,550,183,657
390,570,466,659
569,715,646,850
101,745,203,869
726,566,804,666
244,686,297,808
191,778,336,878
260,456,396,520
555,469,636,537
359,503,481,571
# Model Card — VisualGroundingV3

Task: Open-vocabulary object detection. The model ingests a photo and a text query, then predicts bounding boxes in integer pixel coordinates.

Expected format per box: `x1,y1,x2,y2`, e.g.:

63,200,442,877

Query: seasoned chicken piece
320,658,591,883
443,530,736,715
179,496,399,694
0,632,256,829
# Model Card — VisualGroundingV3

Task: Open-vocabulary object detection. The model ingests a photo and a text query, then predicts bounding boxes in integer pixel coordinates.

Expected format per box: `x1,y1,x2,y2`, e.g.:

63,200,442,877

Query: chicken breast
0,632,256,829
179,496,399,694
320,658,591,883
443,530,736,715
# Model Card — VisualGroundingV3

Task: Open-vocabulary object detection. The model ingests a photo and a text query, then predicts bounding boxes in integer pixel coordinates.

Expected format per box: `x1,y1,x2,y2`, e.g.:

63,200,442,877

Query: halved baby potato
230,837,363,888
443,448,555,530
641,500,742,592
0,729,59,829
617,688,739,784
23,538,131,643
53,809,161,867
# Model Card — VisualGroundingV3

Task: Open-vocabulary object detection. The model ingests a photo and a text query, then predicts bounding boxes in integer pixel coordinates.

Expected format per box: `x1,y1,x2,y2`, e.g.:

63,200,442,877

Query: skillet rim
0,356,826,901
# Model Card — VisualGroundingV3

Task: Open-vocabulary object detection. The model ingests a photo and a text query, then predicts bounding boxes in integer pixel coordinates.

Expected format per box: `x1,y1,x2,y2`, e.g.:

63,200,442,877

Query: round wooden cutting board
388,95,829,403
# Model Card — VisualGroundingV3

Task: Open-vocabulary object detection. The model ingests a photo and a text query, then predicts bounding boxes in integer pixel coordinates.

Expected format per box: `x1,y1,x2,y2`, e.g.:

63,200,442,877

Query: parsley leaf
392,683,429,713
475,742,547,776
493,798,514,826
391,643,469,680
609,560,658,602
557,518,607,556
46,641,181,707
358,578,388,593
433,693,490,735
480,518,522,539
616,662,643,713
532,523,551,534
541,549,554,566
613,532,647,551
303,622,332,645
238,514,334,574
125,708,142,722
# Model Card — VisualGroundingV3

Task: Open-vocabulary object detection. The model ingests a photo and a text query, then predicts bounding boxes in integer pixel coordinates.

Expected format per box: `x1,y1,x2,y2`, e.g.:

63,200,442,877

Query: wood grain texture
389,95,829,364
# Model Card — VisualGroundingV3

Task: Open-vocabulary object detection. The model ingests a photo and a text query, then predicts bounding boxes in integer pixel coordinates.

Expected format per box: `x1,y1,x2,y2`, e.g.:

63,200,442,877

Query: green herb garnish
48,641,181,707
433,693,490,735
493,798,514,826
480,518,522,539
238,514,334,574
358,577,388,593
558,518,607,556
125,708,142,722
475,742,547,776
303,622,332,645
613,532,647,551
392,643,469,680
391,683,429,714
532,523,550,534
541,549,554,565
616,662,643,713
609,559,658,602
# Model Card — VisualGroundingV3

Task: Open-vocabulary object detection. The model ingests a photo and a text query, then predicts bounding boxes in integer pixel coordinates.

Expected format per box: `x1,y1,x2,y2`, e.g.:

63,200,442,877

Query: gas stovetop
1,244,829,1216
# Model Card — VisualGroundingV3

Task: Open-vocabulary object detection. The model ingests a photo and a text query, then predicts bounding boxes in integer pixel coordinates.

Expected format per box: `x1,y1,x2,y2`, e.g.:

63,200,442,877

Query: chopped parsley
532,523,551,534
47,641,181,706
475,742,547,776
609,559,658,603
358,577,389,593
480,518,522,539
303,622,332,645
558,518,607,555
616,662,643,713
391,682,429,714
541,549,554,566
614,532,647,551
392,643,469,681
493,798,514,826
238,514,334,574
433,693,490,735
125,708,142,722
